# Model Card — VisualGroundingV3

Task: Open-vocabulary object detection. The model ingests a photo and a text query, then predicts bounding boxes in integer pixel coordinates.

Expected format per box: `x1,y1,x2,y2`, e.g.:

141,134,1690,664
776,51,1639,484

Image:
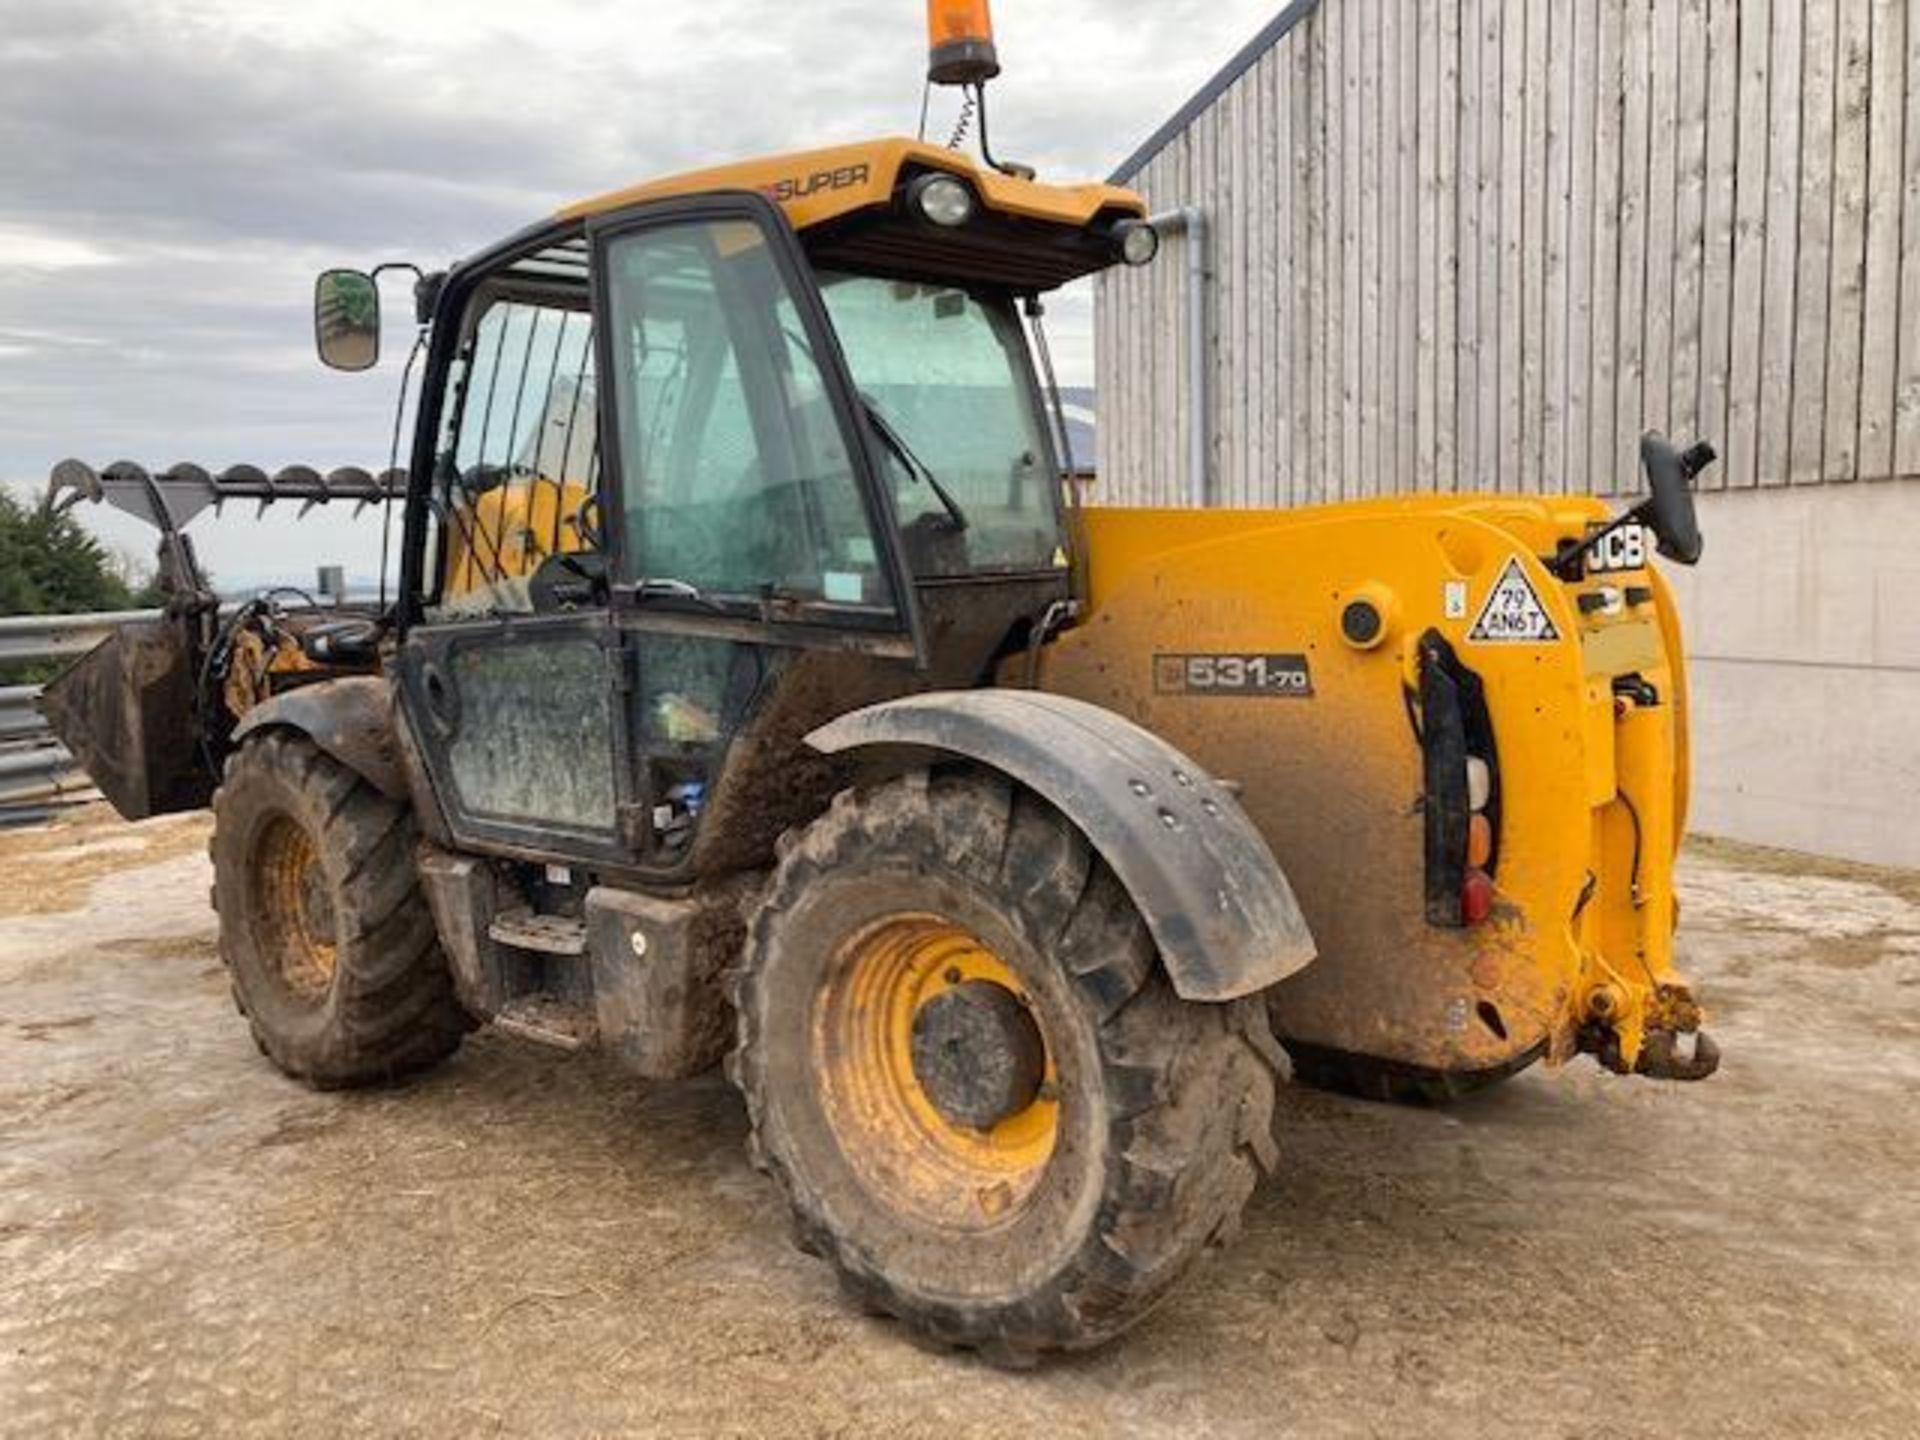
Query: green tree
0,490,140,615
0,490,147,682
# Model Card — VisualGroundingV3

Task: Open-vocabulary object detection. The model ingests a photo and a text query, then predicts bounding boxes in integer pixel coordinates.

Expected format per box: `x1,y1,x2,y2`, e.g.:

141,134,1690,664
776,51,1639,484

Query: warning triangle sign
1468,558,1560,644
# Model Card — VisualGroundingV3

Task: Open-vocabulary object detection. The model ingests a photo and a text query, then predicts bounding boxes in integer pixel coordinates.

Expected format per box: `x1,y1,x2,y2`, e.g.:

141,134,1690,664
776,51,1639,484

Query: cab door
394,194,922,870
587,194,923,659
393,268,636,867
576,194,926,868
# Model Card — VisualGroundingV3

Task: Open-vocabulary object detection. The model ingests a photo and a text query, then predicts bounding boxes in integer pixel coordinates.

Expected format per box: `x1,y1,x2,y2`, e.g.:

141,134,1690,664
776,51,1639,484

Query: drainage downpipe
1148,206,1212,508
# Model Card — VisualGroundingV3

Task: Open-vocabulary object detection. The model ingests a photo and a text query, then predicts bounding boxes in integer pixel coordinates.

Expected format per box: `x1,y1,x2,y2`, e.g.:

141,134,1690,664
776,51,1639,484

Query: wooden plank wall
1095,0,1919,505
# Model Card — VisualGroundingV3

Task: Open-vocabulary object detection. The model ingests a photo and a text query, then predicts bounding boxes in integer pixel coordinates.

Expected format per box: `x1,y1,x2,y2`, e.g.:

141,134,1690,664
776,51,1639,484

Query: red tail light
1462,870,1495,925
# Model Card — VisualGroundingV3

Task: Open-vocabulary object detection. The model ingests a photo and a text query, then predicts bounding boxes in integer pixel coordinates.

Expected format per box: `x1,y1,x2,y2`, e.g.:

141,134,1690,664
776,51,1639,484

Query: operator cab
311,140,1158,881
316,141,1151,631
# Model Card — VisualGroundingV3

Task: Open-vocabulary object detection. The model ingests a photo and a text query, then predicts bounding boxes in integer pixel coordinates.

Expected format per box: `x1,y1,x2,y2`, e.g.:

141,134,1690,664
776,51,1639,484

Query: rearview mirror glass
315,269,380,372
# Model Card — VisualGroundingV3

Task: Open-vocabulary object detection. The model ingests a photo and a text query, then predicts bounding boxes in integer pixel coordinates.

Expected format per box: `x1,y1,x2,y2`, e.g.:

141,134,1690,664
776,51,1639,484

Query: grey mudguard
807,689,1316,1002
231,676,407,800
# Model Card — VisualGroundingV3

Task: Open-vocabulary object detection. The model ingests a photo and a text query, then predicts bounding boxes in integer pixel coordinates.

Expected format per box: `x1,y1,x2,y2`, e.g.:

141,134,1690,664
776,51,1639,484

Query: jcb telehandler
42,0,1719,1361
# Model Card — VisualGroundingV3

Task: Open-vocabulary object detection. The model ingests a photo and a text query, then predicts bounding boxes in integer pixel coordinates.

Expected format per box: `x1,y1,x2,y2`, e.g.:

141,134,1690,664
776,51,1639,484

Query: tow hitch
1583,983,1722,1082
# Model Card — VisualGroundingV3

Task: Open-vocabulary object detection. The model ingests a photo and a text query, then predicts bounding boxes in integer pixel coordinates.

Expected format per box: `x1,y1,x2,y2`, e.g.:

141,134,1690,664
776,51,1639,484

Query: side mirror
315,269,381,372
1634,433,1713,566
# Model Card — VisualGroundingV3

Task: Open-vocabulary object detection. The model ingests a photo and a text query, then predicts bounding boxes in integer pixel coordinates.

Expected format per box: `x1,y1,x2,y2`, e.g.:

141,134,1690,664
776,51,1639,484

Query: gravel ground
1,808,1917,1439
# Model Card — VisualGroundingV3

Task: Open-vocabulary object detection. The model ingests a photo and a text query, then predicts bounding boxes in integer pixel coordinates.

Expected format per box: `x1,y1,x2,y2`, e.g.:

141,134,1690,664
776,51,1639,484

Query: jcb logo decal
1584,522,1649,575
763,165,871,205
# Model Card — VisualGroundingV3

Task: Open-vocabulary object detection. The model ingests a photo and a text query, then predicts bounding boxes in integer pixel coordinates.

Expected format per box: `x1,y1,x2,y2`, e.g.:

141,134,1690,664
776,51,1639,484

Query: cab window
430,292,601,617
815,274,1063,577
602,220,893,612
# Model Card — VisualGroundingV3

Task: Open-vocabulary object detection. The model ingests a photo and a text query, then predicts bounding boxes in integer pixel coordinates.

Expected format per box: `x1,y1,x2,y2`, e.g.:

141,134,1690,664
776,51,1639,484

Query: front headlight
909,174,977,228
1113,219,1160,266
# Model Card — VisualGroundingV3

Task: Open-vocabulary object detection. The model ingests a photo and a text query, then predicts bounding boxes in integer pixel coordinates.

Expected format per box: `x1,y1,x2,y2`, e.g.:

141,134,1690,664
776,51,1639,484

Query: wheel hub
910,981,1046,1131
253,814,338,1001
813,913,1061,1230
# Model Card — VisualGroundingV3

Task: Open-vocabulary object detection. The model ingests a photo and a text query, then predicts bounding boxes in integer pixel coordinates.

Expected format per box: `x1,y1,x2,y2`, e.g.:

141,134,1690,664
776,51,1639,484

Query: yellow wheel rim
813,914,1060,1231
252,815,338,1002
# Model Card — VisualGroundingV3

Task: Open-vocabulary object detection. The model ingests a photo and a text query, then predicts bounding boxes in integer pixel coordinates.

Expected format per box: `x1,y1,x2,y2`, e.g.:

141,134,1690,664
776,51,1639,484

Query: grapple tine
298,468,336,519
47,458,104,514
330,466,374,518
370,468,408,518
218,466,268,521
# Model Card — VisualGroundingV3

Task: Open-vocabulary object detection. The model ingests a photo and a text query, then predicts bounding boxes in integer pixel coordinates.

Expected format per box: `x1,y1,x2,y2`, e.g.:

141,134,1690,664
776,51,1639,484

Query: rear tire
212,731,470,1089
731,768,1282,1363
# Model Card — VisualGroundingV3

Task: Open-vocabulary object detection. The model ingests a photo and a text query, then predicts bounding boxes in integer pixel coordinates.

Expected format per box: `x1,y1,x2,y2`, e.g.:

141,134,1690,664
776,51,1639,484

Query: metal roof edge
1107,0,1322,186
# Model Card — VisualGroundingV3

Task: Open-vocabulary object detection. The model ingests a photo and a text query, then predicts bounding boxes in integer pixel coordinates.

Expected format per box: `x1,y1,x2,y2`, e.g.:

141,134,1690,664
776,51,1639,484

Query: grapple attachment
40,459,405,823
49,459,406,529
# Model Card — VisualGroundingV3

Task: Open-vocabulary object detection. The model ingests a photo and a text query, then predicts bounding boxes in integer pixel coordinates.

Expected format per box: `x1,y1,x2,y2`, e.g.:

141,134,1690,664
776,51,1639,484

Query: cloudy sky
0,0,1277,588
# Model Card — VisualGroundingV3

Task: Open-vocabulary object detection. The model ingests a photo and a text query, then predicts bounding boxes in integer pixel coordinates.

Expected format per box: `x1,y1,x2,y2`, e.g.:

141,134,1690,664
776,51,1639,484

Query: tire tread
213,732,469,1090
733,766,1283,1362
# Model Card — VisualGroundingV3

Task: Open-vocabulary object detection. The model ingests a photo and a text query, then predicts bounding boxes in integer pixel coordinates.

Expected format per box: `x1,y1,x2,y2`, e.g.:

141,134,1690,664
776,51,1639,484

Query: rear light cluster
1416,632,1502,929
1461,758,1496,924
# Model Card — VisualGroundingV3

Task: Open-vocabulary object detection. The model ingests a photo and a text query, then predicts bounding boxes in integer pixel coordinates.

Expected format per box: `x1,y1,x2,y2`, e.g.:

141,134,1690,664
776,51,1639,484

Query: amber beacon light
927,0,1001,86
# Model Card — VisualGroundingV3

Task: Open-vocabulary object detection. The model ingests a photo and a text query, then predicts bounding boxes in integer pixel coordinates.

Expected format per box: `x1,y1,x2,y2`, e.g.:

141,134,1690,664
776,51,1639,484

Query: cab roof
561,138,1144,232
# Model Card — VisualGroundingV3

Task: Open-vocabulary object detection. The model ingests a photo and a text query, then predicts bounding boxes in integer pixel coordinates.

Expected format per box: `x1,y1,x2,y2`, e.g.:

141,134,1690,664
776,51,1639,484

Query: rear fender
231,676,406,800
807,689,1316,1003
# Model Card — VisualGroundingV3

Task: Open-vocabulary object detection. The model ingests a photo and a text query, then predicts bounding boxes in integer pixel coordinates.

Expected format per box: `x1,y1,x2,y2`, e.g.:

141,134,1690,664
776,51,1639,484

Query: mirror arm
1549,436,1716,580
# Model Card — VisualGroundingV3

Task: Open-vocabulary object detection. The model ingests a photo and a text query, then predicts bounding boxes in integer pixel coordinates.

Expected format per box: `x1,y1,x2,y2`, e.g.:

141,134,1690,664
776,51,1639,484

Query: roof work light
927,0,1001,87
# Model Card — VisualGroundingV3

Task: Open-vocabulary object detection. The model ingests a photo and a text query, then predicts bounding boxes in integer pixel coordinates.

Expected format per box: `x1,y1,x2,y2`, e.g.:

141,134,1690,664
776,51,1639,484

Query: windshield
814,273,1065,578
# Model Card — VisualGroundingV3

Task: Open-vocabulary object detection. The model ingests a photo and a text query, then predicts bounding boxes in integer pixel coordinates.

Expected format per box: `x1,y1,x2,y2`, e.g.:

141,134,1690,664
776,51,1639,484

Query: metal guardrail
0,608,161,666
0,743,85,807
0,684,45,741
0,613,127,819
0,728,91,822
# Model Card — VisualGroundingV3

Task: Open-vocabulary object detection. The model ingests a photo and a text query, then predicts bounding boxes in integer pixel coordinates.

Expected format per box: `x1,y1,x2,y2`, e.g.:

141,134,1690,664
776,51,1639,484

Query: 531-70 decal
1154,653,1314,698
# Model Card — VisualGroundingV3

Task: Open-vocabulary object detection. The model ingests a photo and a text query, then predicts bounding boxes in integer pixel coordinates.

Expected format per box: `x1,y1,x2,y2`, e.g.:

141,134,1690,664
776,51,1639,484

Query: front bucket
39,618,213,821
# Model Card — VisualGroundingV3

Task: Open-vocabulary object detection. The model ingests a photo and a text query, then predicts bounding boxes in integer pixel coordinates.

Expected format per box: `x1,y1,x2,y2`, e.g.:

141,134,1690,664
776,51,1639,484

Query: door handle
421,661,461,737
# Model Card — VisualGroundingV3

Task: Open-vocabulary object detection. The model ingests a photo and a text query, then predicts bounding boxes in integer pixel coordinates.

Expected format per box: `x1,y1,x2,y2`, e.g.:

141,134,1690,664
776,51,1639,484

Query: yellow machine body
1037,498,1699,1080
98,131,1702,1086
459,142,1705,1083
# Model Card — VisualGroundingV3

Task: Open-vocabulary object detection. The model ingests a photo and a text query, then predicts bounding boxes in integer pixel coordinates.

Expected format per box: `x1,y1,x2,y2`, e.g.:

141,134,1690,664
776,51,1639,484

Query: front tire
212,731,470,1089
731,768,1282,1363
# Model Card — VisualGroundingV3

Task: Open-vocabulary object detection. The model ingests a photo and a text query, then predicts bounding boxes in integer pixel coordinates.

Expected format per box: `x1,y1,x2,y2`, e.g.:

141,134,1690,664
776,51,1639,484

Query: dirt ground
1,809,1916,1439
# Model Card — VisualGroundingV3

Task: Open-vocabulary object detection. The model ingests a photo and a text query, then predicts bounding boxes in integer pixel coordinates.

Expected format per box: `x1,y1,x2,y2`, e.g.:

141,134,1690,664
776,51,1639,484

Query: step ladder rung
492,994,597,1052
488,907,589,957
